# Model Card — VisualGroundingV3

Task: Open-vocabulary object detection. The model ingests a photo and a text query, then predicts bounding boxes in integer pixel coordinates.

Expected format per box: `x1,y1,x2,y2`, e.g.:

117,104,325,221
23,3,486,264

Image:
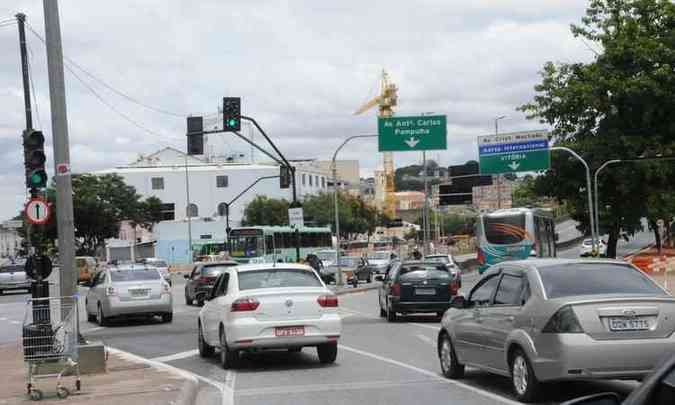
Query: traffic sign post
378,115,447,152
25,197,51,225
288,207,304,228
478,131,549,175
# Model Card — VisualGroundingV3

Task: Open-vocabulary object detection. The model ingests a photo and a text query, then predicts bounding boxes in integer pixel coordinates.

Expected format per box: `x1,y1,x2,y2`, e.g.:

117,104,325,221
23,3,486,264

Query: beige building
472,182,514,210
316,160,360,187
395,191,425,211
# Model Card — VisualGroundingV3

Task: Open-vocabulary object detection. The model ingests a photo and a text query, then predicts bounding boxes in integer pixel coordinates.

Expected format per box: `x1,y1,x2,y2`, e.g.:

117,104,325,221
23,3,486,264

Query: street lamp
332,134,378,287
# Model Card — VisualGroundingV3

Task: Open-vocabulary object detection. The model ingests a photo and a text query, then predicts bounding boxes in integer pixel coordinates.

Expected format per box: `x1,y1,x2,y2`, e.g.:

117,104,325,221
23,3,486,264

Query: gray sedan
437,258,675,403
85,265,173,325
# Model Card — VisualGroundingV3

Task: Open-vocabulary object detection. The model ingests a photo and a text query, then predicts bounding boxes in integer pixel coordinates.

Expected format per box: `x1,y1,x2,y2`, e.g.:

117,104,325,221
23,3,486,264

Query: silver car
138,257,171,285
0,263,31,294
85,265,173,325
437,259,675,403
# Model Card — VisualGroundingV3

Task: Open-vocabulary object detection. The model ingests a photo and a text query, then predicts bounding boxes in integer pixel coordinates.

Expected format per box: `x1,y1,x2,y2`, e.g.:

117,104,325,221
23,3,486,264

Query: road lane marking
341,307,443,331
235,378,440,396
0,317,7,321
82,326,104,333
10,320,20,324
339,344,520,405
409,323,441,332
415,333,435,345
151,349,199,363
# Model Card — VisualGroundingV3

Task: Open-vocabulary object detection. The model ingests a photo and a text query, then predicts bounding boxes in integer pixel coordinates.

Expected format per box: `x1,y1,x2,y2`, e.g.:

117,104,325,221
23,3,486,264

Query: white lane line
414,333,435,345
0,317,7,321
235,378,439,396
10,320,20,324
224,370,236,405
341,306,442,332
82,326,104,333
151,349,199,363
339,344,520,405
409,323,441,332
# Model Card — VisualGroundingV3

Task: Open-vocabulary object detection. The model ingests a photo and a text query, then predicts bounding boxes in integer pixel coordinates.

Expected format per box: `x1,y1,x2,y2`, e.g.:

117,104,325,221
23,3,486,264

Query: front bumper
227,313,342,350
532,332,675,381
103,294,173,317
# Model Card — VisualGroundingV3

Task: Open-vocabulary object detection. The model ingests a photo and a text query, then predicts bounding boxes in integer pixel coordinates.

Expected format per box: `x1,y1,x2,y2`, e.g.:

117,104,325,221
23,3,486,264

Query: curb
106,347,201,405
333,284,380,295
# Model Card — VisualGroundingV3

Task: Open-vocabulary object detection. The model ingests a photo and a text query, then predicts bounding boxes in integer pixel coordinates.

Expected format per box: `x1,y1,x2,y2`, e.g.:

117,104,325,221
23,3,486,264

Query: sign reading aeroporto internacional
378,115,447,152
478,130,549,175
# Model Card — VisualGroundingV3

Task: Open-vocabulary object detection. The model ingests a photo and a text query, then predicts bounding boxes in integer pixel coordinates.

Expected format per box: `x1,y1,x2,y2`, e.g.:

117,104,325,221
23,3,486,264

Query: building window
151,177,164,190
217,202,228,217
302,174,306,186
315,176,319,187
186,203,199,218
321,177,325,188
216,175,228,188
309,175,313,186
160,203,175,220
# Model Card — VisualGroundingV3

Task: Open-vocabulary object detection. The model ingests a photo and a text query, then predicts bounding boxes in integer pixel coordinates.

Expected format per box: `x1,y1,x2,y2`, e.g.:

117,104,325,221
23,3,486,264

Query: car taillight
231,297,260,312
317,295,338,308
448,280,459,296
391,283,400,296
105,286,117,296
542,305,584,333
477,249,485,265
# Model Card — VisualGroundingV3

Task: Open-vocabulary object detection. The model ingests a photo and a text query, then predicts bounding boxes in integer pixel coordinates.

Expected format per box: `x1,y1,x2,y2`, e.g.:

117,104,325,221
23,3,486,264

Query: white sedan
580,239,608,257
197,263,342,368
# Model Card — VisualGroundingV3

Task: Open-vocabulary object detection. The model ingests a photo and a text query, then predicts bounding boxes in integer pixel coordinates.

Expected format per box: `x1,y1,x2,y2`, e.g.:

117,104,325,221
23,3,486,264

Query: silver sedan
436,258,675,403
85,265,173,325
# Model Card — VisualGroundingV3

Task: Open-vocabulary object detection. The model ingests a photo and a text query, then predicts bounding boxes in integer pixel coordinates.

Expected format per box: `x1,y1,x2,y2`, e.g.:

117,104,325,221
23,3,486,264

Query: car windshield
368,252,389,260
110,270,160,282
538,263,666,299
202,265,235,277
238,268,322,290
316,251,337,261
424,256,450,264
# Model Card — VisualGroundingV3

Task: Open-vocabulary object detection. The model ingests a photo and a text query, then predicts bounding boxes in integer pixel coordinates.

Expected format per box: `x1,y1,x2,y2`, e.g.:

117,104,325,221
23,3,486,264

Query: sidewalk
628,246,675,295
0,343,197,405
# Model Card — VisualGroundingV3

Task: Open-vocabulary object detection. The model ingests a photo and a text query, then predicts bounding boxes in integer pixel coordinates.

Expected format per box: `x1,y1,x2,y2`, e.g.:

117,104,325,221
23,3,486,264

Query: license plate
609,317,650,331
415,288,436,296
130,289,150,298
275,326,305,337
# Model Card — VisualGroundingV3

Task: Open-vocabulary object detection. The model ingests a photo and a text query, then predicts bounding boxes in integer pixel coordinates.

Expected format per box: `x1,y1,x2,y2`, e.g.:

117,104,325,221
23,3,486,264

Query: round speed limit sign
25,197,51,225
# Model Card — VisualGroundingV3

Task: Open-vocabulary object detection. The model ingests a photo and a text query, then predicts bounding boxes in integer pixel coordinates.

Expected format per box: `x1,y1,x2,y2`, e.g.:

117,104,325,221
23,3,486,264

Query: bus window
483,214,526,245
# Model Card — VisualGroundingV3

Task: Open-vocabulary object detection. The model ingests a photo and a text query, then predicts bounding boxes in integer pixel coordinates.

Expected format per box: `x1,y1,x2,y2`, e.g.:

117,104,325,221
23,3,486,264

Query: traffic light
280,166,291,189
186,116,204,155
223,97,241,132
23,129,47,190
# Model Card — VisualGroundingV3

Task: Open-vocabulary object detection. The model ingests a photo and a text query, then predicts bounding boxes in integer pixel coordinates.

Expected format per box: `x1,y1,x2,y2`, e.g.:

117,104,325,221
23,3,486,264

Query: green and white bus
228,226,333,264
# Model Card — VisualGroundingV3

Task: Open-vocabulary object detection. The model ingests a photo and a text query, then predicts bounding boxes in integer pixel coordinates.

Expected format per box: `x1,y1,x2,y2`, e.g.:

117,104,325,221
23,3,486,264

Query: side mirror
451,295,466,309
184,274,190,279
374,275,384,282
560,393,620,405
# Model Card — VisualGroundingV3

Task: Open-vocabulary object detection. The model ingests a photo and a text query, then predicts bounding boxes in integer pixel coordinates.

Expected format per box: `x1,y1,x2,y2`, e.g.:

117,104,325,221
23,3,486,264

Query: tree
240,196,289,226
520,0,675,257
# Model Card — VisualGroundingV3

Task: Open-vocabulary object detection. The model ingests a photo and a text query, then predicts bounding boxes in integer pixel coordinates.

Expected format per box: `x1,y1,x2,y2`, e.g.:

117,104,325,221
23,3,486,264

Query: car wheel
317,342,337,364
161,313,173,323
288,347,302,353
437,311,445,318
198,322,214,357
0,289,3,295
510,348,541,403
379,306,386,318
367,275,372,283
87,312,97,323
438,333,464,378
219,328,239,369
185,290,192,306
96,304,108,326
386,300,397,322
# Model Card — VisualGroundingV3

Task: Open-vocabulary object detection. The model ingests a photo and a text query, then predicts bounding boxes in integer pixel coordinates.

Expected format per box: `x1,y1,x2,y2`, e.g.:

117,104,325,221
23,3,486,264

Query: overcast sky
0,0,595,221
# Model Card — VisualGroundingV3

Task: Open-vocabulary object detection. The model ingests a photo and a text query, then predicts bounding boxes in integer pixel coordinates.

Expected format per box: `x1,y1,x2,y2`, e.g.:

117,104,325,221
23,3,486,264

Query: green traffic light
228,119,236,127
29,170,47,188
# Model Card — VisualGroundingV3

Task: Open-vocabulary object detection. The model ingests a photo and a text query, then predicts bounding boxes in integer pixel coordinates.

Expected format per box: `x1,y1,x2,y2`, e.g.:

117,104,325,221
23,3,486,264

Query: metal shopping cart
21,295,81,401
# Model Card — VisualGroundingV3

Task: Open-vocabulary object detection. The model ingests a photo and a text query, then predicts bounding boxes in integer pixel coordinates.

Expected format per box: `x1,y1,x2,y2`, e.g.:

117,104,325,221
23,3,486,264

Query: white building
0,220,22,258
95,147,332,227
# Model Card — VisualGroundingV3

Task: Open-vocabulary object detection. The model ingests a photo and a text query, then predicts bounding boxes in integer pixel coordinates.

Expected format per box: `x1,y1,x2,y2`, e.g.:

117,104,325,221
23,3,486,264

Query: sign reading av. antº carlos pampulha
378,115,447,152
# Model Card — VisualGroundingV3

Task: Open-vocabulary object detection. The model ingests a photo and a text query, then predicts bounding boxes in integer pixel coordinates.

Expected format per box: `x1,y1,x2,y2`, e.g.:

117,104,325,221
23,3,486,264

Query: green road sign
378,115,447,152
478,131,549,175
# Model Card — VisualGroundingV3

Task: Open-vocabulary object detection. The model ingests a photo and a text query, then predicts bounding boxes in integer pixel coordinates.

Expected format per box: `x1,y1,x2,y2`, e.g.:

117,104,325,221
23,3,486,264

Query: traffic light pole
16,14,33,131
223,175,280,242
43,0,77,299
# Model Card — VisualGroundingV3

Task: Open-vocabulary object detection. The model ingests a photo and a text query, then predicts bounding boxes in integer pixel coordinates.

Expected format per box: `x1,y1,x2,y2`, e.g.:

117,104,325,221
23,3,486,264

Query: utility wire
26,23,187,119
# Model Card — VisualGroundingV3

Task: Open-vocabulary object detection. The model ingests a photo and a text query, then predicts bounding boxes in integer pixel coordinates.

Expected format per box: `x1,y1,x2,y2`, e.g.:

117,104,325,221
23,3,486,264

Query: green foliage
519,0,675,257
394,160,443,191
241,196,289,226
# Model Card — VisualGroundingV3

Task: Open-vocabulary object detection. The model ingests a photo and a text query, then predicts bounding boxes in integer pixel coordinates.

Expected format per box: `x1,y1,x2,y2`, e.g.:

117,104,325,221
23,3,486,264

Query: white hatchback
197,263,342,368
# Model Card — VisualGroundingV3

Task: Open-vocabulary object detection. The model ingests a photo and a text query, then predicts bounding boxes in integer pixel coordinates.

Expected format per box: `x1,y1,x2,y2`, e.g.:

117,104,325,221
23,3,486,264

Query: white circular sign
25,198,50,225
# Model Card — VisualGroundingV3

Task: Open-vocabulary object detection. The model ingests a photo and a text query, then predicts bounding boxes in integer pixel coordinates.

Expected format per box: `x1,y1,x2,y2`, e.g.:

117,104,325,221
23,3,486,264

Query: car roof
234,263,315,273
198,261,239,267
498,258,628,269
424,254,450,258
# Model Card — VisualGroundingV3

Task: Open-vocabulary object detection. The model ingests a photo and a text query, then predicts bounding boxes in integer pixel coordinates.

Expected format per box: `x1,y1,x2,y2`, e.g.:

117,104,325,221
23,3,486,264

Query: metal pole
422,151,429,255
291,167,300,262
594,159,621,252
331,134,377,287
550,146,597,252
16,13,32,131
43,0,76,299
495,116,505,209
184,154,193,263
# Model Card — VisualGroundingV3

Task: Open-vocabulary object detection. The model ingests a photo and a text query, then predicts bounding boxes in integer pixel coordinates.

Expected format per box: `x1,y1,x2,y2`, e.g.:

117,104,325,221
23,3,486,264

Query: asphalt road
35,274,634,405
557,226,654,259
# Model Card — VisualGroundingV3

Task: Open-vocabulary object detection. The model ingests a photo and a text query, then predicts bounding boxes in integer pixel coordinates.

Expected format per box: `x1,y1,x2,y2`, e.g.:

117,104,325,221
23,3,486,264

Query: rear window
202,265,235,277
400,269,450,281
484,214,526,245
238,268,322,290
425,256,450,264
400,264,448,276
110,270,161,282
538,263,666,299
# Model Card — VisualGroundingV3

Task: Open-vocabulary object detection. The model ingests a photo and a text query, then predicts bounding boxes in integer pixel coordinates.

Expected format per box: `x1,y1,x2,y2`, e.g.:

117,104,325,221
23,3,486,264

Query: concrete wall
154,218,228,265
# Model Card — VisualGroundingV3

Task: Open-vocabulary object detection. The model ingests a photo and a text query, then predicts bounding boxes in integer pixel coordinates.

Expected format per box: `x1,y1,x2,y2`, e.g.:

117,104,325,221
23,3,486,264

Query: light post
494,116,506,208
593,159,621,247
550,146,597,252
332,134,377,287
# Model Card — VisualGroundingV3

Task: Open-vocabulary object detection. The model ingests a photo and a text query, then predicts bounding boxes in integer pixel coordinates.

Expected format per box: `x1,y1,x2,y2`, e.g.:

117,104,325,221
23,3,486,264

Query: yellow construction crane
354,70,398,218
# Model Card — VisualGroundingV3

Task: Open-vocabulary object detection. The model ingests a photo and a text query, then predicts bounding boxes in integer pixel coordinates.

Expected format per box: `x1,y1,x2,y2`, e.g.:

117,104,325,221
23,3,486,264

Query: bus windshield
229,235,262,258
483,214,526,245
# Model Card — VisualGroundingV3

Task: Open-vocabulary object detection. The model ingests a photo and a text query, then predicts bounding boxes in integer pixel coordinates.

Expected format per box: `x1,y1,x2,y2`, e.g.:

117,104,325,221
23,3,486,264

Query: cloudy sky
0,0,595,221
